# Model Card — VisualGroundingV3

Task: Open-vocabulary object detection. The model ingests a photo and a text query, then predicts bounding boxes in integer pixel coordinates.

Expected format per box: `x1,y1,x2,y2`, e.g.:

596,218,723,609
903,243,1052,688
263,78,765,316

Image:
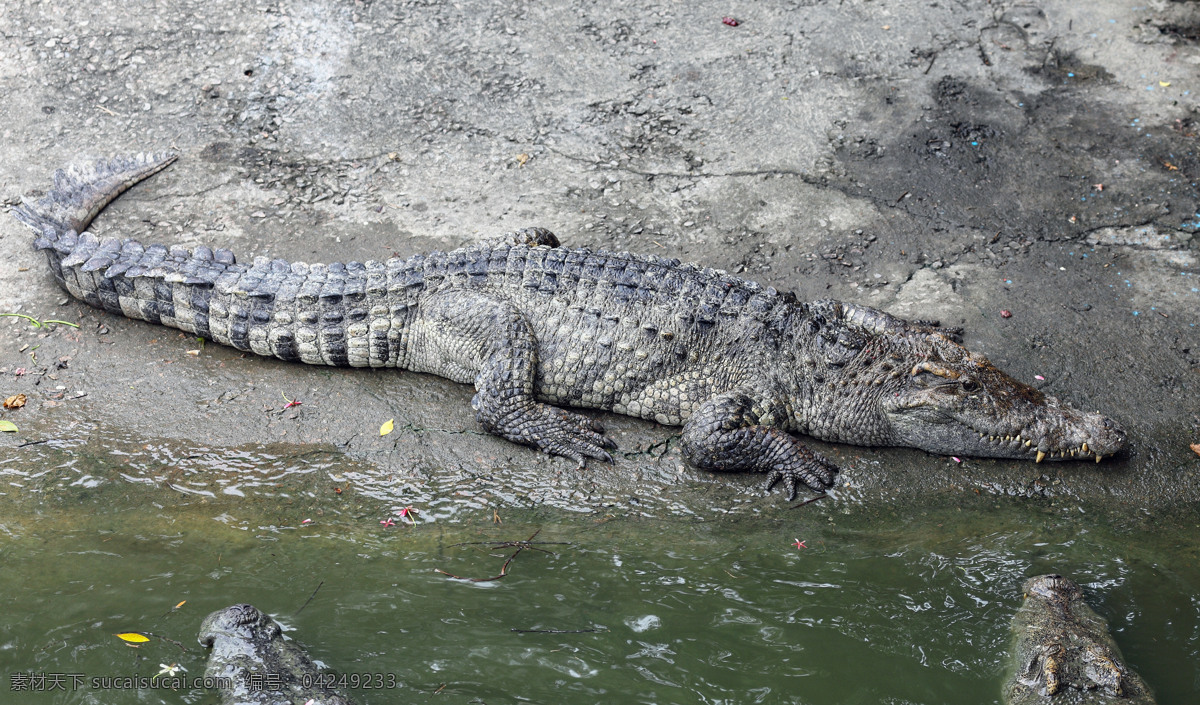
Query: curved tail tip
13,150,180,241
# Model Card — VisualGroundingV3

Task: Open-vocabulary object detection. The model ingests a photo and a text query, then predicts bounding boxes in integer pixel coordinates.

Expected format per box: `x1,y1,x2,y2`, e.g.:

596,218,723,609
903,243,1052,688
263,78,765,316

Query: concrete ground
0,0,1197,522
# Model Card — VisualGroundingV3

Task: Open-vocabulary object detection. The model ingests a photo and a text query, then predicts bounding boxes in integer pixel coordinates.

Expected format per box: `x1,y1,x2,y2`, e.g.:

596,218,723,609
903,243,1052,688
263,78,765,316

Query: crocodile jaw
885,393,1126,463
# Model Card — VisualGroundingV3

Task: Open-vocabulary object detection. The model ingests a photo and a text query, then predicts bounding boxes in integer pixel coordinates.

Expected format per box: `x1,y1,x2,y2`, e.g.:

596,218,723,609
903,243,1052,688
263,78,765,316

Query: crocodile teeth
1095,453,1102,463
1036,450,1046,463
1024,440,1032,447
1081,442,1088,453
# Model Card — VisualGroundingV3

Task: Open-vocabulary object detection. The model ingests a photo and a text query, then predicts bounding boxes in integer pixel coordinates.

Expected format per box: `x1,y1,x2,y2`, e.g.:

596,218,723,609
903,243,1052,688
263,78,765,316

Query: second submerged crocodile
1006,575,1155,704
13,153,1126,497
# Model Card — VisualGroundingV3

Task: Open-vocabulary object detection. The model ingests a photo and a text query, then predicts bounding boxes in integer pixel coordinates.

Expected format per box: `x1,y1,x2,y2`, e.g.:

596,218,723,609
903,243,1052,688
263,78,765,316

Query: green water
1,494,1198,704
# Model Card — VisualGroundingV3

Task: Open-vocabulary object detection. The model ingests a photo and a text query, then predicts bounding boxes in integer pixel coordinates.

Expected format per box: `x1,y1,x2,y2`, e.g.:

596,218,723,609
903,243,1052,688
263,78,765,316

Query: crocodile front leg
680,390,839,499
410,290,615,465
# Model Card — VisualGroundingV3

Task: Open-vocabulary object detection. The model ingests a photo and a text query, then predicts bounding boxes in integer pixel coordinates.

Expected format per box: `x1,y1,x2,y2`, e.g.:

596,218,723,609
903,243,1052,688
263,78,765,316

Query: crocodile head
875,332,1126,463
1023,574,1083,605
198,603,281,648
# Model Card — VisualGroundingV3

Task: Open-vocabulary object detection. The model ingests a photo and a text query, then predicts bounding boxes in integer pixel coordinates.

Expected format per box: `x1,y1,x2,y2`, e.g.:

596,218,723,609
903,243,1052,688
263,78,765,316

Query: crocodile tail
15,153,428,370
12,152,249,337
13,152,178,249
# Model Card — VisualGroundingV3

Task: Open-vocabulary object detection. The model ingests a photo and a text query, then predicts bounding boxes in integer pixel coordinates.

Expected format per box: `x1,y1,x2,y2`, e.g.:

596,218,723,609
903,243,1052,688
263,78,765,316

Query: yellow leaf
116,632,150,644
1159,81,1171,87
380,418,394,436
0,420,17,433
174,600,186,610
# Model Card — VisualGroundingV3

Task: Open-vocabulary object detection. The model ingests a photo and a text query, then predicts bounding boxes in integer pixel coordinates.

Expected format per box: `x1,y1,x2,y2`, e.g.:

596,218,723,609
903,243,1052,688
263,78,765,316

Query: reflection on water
0,429,1197,704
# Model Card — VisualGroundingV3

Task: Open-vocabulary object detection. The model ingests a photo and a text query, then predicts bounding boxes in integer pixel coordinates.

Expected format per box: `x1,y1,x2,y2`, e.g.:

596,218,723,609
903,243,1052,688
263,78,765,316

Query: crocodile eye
961,379,979,392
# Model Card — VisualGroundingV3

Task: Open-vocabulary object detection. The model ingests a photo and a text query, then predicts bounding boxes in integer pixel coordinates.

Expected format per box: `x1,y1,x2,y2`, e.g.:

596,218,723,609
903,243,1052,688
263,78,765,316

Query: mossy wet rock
1005,575,1155,705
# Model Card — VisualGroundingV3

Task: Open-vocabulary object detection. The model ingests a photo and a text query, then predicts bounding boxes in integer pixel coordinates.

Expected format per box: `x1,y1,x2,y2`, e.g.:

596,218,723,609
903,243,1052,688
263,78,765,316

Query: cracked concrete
0,0,1198,524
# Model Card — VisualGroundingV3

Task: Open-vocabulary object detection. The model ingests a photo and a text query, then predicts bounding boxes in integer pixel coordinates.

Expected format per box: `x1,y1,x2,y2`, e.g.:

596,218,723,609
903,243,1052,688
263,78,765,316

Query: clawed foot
533,405,617,466
763,453,839,500
477,397,616,467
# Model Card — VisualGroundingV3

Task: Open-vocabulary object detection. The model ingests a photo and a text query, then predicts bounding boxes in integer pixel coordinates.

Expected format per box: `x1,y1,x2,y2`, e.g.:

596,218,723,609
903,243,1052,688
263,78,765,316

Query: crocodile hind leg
409,290,615,465
680,389,839,499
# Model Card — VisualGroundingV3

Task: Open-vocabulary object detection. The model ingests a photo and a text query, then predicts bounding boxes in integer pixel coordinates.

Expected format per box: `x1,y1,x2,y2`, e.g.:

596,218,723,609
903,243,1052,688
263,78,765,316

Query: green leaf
0,420,17,433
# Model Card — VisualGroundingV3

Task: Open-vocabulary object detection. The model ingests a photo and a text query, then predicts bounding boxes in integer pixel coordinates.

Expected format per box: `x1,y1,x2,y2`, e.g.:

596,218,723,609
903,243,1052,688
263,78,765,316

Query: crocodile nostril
1103,418,1114,430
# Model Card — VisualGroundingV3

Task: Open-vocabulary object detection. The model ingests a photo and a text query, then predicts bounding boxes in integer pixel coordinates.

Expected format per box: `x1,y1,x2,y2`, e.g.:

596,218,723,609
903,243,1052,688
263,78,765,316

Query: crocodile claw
507,403,617,467
764,471,802,501
763,454,839,499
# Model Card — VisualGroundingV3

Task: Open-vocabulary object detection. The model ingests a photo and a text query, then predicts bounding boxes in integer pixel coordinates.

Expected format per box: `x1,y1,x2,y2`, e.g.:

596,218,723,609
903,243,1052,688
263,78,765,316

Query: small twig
294,580,325,616
437,530,543,582
434,564,506,583
436,548,521,582
448,539,566,550
789,493,828,510
17,439,51,448
511,627,605,634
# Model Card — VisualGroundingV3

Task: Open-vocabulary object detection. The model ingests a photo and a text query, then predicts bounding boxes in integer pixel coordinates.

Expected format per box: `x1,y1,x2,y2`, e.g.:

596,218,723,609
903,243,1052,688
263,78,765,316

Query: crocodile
1005,575,1155,704
12,153,1126,497
198,603,354,705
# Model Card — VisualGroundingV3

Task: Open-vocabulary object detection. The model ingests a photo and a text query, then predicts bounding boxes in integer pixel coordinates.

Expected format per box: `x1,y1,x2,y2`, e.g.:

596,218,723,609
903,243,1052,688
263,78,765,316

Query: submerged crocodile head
876,332,1126,463
1023,574,1084,604
197,603,281,649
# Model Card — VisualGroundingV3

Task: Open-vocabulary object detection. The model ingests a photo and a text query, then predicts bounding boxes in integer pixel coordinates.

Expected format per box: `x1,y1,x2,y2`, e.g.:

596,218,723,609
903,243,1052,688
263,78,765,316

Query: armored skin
198,603,353,705
13,153,1127,497
1005,575,1155,704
